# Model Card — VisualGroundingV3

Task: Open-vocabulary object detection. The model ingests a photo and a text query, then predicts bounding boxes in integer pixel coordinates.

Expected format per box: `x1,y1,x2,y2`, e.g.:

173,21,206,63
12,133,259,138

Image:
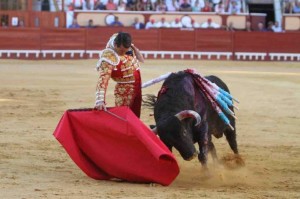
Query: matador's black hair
114,32,132,48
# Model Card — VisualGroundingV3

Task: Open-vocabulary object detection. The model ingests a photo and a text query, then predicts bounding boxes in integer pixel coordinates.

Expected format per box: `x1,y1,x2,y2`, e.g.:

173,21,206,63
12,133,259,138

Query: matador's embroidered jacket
95,33,142,117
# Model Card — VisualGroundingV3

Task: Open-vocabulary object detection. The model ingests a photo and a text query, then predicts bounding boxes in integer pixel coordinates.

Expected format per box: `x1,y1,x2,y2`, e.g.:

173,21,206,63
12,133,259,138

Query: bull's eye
183,129,187,137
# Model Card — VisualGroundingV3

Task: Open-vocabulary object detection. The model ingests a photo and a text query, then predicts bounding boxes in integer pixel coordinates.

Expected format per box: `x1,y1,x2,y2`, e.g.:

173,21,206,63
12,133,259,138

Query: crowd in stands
67,0,244,14
68,13,284,33
282,0,300,14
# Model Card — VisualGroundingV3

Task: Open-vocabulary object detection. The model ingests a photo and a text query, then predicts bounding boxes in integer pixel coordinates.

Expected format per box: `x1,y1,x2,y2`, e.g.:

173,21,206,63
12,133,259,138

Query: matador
95,32,144,118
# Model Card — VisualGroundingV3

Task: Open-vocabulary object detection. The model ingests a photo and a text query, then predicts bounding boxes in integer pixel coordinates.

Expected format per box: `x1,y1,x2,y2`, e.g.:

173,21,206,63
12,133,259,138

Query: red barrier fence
0,27,299,61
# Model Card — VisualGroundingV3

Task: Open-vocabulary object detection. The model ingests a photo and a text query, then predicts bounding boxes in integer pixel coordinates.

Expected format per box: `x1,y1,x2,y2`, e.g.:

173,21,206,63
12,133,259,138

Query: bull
143,70,240,168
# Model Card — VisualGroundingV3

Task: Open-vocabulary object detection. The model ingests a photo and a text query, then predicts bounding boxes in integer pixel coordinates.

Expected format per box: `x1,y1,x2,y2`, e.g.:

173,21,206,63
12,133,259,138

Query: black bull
144,71,239,167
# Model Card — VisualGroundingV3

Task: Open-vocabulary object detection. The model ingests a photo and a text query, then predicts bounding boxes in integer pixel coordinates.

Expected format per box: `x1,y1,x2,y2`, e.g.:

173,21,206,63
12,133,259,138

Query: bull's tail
142,94,157,110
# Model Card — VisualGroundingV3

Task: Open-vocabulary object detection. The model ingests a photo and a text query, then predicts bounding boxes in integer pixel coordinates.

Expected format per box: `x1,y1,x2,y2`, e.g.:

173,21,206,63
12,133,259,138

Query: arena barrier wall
0,27,299,61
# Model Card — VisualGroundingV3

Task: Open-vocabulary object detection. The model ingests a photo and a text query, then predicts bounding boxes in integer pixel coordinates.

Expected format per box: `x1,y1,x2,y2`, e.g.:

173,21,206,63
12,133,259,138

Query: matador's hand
94,100,107,111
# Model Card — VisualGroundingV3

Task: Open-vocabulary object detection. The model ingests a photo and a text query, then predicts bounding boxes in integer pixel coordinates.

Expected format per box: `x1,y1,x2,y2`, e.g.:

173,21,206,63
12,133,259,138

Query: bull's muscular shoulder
99,48,120,66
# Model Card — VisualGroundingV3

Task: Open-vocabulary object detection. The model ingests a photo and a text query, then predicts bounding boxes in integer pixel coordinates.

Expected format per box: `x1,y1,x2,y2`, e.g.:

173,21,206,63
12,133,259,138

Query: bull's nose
186,151,198,161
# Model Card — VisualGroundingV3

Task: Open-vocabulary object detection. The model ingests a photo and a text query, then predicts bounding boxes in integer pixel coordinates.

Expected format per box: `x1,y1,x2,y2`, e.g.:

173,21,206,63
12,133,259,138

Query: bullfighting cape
53,106,179,186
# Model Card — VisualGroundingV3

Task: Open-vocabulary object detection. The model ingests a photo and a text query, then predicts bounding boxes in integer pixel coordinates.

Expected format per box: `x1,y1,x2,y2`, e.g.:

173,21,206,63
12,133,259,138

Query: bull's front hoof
220,153,245,169
185,152,198,161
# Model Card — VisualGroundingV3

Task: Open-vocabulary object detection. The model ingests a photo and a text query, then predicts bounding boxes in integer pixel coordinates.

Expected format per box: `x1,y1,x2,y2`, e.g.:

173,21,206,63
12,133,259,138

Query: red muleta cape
53,106,179,186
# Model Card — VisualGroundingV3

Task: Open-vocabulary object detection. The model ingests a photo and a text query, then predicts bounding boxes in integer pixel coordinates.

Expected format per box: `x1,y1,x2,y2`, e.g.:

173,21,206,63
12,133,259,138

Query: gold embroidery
114,84,135,107
96,62,114,102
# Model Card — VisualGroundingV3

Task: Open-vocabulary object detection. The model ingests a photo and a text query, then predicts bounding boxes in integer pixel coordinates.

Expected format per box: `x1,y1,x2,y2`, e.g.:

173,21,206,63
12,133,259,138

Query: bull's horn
175,110,201,126
151,127,158,135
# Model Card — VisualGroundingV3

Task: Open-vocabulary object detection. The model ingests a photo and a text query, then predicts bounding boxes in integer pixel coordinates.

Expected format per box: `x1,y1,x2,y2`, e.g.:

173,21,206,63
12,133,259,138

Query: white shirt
165,0,179,11
155,21,171,28
145,22,156,29
170,21,183,28
201,22,220,28
185,22,200,28
272,25,283,32
227,0,241,14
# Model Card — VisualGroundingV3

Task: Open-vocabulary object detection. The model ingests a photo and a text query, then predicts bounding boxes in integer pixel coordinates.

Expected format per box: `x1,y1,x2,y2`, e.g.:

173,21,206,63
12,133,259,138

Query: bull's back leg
208,139,218,162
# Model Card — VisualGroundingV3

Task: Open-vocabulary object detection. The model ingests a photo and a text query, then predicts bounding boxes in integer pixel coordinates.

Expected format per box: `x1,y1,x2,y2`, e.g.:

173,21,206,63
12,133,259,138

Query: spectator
106,0,118,10
187,19,200,28
179,0,192,11
67,2,75,10
83,0,95,10
201,0,212,12
211,0,220,7
293,0,300,13
282,0,293,13
132,17,145,29
245,20,252,32
192,19,200,28
257,22,267,32
68,18,81,28
156,0,168,11
136,0,144,10
143,0,156,11
94,0,106,10
87,19,95,28
72,0,83,9
227,0,241,14
145,19,156,29
166,0,179,11
214,2,225,13
127,0,138,11
267,21,274,32
155,17,171,28
117,0,127,11
170,18,183,28
201,18,220,28
272,21,283,32
109,16,124,26
192,0,204,12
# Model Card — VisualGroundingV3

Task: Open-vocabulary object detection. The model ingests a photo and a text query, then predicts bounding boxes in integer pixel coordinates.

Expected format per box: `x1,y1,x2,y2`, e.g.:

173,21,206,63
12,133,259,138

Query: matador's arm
95,62,114,110
131,43,144,63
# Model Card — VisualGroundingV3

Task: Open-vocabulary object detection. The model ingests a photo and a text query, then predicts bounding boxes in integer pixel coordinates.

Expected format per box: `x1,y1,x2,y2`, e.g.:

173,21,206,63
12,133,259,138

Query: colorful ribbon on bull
184,69,239,131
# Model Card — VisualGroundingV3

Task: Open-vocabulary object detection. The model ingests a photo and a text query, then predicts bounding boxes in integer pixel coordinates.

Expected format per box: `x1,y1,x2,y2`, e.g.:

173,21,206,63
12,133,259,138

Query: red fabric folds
53,106,179,186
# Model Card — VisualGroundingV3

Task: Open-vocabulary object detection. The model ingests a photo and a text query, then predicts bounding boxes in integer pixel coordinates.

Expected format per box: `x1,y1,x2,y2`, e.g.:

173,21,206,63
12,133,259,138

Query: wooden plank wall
268,32,300,53
234,32,300,53
196,30,233,52
0,27,299,59
0,28,40,49
234,32,270,52
40,28,86,50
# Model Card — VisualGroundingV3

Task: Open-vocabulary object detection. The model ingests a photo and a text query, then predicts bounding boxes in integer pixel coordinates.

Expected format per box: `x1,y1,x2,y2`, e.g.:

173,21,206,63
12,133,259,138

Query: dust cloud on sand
0,60,299,199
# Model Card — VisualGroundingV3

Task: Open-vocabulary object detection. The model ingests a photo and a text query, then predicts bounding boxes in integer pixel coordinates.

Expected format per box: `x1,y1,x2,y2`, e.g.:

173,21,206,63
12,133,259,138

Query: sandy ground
0,59,299,199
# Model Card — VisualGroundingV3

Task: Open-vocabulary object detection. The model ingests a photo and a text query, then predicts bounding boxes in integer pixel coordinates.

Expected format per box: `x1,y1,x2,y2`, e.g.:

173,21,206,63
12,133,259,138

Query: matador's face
114,43,130,56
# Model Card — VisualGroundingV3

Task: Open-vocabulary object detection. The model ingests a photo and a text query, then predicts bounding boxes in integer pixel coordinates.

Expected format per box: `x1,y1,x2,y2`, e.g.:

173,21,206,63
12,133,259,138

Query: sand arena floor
0,59,299,199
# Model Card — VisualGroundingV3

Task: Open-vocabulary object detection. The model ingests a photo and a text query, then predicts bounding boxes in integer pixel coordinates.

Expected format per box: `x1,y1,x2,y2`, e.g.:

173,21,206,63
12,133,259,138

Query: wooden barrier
0,27,299,61
234,31,300,61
